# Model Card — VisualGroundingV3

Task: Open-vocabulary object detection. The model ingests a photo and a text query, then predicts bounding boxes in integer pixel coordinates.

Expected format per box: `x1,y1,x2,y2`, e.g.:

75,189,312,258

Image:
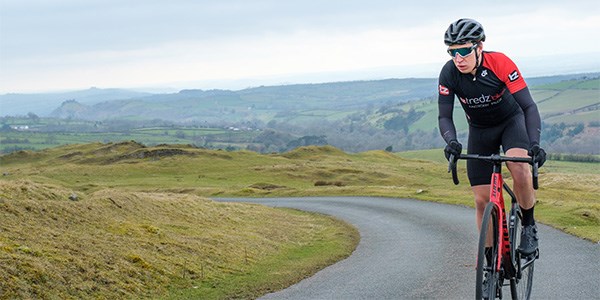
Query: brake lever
532,161,539,190
447,154,455,173
448,154,460,185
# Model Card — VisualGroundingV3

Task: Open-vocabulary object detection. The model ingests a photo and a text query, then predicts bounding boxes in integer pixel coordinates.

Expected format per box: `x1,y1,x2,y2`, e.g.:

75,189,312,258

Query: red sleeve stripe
482,52,527,94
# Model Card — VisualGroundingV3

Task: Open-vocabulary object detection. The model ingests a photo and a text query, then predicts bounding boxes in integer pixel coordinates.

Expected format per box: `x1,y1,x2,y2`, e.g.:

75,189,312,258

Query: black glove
528,144,546,167
444,140,462,161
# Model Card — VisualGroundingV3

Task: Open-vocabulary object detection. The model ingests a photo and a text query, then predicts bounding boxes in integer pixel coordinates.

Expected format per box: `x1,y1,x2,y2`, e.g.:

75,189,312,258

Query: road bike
448,154,539,299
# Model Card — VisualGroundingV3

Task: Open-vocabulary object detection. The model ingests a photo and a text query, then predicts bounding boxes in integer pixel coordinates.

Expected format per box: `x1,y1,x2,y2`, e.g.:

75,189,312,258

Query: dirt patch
249,183,287,190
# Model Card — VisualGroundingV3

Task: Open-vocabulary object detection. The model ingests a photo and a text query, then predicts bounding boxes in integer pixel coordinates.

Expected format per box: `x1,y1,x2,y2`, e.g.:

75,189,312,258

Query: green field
411,77,599,133
2,76,598,156
0,143,598,298
365,76,599,137
0,123,260,154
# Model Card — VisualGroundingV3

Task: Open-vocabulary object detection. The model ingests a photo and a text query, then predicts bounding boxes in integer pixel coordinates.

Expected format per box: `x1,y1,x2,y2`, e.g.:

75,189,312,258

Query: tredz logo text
459,90,504,106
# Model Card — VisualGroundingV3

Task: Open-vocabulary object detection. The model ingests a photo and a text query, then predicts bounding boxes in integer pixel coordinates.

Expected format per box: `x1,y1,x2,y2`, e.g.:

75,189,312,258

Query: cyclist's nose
454,54,466,62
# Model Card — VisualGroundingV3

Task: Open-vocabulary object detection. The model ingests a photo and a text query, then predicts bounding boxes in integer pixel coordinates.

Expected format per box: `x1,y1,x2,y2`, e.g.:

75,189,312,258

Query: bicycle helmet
444,18,486,45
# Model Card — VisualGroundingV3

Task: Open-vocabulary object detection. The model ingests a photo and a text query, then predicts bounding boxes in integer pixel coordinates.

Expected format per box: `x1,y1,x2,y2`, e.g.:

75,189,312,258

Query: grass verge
0,180,358,299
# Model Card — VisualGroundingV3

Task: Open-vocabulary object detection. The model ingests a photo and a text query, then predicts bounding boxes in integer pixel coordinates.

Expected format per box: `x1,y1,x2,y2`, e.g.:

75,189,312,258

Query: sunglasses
447,43,478,58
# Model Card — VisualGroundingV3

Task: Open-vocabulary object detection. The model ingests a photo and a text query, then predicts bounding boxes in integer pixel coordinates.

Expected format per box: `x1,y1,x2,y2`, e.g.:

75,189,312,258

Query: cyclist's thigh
467,125,502,186
501,113,529,152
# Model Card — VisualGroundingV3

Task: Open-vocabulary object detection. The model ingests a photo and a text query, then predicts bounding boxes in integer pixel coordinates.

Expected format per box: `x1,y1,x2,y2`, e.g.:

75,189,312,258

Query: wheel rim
515,257,534,299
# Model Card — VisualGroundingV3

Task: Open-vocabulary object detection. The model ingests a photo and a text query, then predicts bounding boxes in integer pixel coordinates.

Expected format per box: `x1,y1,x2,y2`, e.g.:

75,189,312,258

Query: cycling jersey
437,51,541,147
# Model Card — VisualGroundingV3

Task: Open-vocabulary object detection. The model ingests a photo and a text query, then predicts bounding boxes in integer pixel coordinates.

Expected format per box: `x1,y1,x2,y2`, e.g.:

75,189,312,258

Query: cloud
1,0,599,93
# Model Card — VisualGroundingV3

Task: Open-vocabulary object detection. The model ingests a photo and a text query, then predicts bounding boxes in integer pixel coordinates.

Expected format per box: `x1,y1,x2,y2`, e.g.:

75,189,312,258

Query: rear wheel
476,203,500,299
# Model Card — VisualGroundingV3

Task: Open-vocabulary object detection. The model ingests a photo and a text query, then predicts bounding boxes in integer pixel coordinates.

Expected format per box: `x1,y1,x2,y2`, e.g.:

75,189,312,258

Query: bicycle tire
508,204,521,276
510,260,534,300
476,202,500,299
509,205,535,299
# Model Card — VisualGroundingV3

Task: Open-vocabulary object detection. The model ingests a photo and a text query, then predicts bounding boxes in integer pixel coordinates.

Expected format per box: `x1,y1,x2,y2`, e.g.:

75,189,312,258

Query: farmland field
0,125,260,154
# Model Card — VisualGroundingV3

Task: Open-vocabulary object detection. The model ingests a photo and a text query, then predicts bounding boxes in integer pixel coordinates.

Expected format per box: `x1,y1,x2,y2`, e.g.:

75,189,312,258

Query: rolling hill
44,78,437,124
0,88,152,117
2,73,597,127
1,73,598,154
41,74,600,129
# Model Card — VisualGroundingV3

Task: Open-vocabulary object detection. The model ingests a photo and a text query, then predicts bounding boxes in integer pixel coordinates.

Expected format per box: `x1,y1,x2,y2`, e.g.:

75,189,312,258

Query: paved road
216,197,600,299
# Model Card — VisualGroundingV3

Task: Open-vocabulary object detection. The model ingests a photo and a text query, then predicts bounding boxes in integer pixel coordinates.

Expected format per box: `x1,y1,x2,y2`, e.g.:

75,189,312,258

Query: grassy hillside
1,143,598,298
0,171,358,298
405,76,599,132
46,78,437,124
43,74,600,126
2,143,598,238
2,74,598,155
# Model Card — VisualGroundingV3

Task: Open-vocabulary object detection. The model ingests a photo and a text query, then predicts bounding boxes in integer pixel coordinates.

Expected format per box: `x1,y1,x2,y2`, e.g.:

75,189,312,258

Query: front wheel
510,259,534,300
509,204,535,299
476,202,500,299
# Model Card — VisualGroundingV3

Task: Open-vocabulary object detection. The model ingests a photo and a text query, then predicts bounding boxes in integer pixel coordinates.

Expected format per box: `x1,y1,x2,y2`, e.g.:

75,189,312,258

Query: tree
253,129,294,152
27,112,40,123
568,123,584,136
286,135,328,149
383,109,425,134
175,130,186,139
1,124,12,132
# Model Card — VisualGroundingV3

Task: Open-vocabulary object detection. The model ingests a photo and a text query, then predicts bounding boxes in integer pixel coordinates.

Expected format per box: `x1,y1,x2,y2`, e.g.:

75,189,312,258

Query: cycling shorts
467,113,530,186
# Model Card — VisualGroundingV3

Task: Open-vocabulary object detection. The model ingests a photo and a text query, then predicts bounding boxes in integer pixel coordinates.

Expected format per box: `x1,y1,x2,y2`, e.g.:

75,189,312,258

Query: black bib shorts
466,112,530,186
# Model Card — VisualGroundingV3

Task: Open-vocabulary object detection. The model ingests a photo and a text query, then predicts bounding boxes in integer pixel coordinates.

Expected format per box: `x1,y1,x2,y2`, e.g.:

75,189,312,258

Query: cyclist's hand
528,143,547,167
444,140,462,161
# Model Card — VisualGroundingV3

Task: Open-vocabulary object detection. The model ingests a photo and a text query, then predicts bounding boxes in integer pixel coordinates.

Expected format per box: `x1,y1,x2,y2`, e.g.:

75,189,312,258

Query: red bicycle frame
490,170,510,272
449,153,538,274
448,153,539,299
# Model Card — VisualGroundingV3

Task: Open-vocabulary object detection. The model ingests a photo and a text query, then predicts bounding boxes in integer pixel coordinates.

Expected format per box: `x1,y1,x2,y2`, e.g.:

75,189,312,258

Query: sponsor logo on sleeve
439,84,450,95
508,70,520,82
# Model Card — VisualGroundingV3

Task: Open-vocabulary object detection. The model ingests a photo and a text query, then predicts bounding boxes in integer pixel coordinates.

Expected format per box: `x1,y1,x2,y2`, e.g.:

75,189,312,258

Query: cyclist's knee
472,185,489,209
475,197,488,213
507,163,530,182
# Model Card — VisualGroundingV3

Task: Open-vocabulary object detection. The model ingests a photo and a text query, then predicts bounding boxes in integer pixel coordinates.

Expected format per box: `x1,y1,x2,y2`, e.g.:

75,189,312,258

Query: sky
1,0,599,94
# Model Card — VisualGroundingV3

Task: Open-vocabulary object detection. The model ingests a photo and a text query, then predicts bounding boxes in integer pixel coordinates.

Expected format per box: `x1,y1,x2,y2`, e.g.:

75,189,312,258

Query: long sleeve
438,99,457,143
513,86,541,145
438,61,458,144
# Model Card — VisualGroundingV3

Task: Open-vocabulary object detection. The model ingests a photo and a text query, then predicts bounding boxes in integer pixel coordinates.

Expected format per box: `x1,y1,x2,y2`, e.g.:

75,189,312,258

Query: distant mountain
0,87,152,117
49,78,439,123
4,73,599,121
2,73,598,155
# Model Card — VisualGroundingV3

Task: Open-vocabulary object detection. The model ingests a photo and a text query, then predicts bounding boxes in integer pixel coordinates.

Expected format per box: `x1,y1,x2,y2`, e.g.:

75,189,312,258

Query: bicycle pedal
521,250,539,264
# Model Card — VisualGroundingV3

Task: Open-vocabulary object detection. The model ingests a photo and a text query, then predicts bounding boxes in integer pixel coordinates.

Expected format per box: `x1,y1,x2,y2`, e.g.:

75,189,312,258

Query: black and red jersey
438,51,527,127
437,51,541,146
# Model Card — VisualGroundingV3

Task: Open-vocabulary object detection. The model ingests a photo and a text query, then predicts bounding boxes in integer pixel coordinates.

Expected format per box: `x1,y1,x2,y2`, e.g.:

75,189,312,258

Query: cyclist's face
448,42,480,74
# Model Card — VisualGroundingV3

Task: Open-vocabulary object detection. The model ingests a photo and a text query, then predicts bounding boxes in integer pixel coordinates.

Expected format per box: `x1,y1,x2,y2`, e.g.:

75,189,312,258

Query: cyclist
437,18,546,255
